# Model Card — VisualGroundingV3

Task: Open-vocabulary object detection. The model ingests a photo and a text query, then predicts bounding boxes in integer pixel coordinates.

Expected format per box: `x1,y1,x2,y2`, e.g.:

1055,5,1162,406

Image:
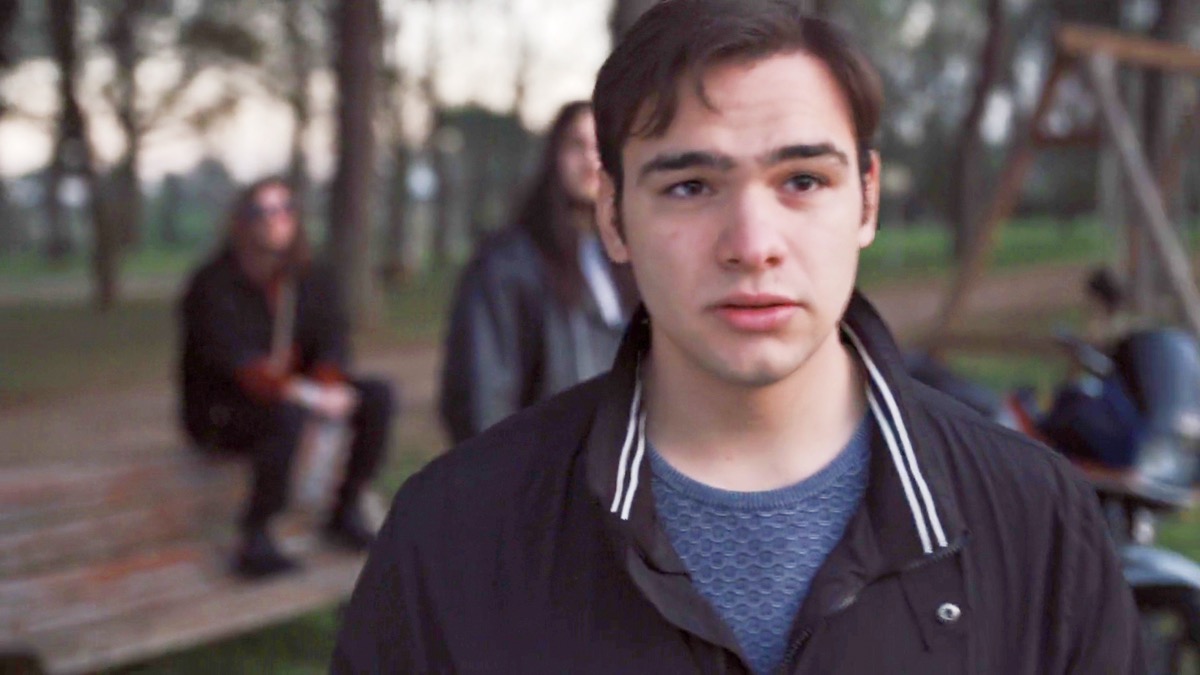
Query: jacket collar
583,291,968,613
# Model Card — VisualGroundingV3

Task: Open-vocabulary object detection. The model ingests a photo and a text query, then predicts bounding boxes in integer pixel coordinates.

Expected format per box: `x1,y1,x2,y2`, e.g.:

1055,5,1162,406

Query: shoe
324,504,375,552
233,526,301,579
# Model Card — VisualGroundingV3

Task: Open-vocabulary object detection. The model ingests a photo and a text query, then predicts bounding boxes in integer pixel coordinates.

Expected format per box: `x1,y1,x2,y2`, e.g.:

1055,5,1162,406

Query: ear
595,171,630,263
858,150,881,249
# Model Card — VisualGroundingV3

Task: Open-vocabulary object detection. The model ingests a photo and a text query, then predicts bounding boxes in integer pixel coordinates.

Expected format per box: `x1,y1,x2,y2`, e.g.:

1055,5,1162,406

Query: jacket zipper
776,538,967,673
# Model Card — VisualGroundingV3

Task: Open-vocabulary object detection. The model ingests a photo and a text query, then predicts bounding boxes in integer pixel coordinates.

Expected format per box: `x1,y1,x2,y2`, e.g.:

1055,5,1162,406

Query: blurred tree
43,0,77,262
157,171,182,246
421,8,460,265
0,0,24,254
93,0,267,250
1143,0,1191,192
949,0,1004,260
379,3,411,287
104,0,150,249
330,0,383,326
280,0,322,212
47,0,119,308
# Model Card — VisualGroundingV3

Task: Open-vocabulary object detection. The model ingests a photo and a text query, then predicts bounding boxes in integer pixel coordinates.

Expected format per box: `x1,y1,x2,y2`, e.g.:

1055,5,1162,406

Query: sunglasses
248,199,296,220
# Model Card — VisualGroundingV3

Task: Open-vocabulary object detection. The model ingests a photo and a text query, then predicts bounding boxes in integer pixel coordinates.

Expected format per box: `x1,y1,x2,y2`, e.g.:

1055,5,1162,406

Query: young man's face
597,51,880,387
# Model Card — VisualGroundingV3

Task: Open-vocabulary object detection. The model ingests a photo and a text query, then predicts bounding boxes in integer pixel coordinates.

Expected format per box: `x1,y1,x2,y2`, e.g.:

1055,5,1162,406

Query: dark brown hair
224,175,311,275
514,101,636,309
593,0,883,196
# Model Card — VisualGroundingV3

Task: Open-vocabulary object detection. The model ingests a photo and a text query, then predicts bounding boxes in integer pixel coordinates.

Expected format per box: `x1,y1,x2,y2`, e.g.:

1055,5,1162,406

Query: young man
333,2,1142,672
180,178,395,578
439,101,637,443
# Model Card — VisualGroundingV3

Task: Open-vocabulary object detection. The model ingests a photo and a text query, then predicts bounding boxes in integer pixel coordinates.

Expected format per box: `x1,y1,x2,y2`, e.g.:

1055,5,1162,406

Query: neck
644,326,866,492
234,245,285,286
567,203,596,236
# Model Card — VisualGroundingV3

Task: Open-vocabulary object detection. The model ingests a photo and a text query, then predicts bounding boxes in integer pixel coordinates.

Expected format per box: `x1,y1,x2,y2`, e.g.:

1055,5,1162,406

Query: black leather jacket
439,229,630,444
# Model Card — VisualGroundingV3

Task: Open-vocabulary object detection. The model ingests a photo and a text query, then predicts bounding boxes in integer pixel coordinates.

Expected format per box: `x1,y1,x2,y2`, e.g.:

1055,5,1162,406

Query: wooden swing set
925,23,1200,354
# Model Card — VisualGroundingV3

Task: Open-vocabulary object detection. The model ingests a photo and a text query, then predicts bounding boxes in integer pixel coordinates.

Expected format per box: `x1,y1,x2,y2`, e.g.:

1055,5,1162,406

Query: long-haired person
180,177,394,578
438,101,637,443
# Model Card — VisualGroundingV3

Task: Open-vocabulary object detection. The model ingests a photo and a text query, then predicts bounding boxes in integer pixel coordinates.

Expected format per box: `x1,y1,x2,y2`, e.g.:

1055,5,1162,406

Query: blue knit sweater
649,418,871,674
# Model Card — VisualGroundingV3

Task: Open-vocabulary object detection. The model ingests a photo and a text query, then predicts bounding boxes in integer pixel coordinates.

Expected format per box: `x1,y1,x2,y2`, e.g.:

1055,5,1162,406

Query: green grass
858,215,1111,286
378,263,460,346
126,610,340,675
0,245,210,282
0,299,178,405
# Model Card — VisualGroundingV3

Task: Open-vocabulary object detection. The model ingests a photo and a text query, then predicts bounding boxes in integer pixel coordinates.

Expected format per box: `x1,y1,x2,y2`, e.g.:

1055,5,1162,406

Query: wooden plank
1084,54,1200,336
0,511,346,638
0,442,382,675
0,491,242,578
0,544,210,636
34,549,366,675
0,456,242,536
1058,23,1200,75
925,56,1069,350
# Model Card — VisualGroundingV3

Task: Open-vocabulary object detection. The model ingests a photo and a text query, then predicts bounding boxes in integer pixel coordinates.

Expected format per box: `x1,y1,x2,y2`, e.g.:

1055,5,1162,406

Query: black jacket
179,249,348,440
439,229,629,444
334,292,1142,673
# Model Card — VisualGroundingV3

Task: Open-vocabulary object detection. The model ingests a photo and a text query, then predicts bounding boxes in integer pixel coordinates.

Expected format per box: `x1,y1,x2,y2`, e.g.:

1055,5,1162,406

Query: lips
711,293,800,332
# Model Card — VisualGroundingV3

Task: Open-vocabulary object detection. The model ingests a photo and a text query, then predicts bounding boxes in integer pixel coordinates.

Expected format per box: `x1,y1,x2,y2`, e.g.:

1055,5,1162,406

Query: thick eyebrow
636,143,851,185
761,143,849,167
636,151,735,183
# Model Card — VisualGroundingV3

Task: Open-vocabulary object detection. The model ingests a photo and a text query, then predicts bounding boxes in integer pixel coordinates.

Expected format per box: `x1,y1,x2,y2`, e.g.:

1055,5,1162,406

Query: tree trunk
950,0,1005,262
329,0,381,326
110,0,144,249
1133,0,1186,315
0,180,25,255
0,0,23,255
284,0,311,210
379,143,410,287
49,0,119,308
431,124,468,263
1142,0,1189,209
158,173,183,246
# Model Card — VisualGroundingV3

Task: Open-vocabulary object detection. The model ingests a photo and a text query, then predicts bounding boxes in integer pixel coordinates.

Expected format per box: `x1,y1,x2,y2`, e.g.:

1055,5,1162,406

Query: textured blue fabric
649,418,871,675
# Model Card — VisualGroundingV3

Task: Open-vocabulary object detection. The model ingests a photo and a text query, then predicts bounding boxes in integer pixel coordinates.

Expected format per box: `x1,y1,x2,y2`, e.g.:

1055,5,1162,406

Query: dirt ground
0,263,1091,469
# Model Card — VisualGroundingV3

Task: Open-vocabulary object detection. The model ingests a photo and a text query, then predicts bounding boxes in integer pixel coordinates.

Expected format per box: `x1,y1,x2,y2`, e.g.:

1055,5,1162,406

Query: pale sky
0,0,614,183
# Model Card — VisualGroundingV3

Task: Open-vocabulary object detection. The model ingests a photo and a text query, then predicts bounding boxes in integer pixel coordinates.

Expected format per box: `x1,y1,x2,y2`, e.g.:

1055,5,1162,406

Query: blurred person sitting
179,177,395,579
1084,265,1138,345
439,101,637,443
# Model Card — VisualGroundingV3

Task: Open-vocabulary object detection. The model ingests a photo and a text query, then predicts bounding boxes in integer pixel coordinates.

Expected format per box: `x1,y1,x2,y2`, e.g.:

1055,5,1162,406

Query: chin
706,353,804,389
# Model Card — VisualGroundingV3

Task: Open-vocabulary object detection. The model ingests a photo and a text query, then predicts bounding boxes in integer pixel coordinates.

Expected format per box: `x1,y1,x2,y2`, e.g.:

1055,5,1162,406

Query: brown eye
784,174,824,193
665,180,709,198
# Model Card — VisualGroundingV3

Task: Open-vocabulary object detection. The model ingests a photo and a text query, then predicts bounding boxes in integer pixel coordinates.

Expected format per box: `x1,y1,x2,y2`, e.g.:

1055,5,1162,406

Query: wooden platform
0,452,374,674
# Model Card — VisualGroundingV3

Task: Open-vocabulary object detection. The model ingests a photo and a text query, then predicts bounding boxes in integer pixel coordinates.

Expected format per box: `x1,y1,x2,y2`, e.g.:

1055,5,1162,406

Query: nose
716,187,787,271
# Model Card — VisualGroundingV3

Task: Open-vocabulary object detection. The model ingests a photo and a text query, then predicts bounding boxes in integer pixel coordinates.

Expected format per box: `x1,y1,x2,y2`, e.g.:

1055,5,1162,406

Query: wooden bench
0,445,381,674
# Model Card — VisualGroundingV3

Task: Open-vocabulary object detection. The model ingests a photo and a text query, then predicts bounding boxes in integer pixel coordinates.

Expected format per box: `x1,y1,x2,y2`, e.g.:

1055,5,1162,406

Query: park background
2,0,1200,672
